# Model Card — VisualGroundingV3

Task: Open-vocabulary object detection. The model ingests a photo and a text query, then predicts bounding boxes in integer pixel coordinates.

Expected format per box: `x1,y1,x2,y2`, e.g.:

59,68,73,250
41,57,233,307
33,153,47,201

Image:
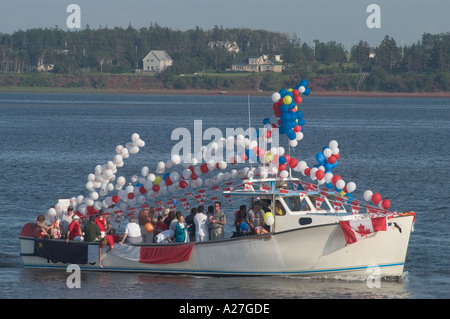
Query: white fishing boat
20,176,415,277
19,79,415,278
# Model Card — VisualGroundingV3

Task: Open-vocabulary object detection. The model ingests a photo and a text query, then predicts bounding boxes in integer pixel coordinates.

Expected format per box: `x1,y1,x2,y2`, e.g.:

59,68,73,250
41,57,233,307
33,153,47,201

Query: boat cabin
224,177,353,233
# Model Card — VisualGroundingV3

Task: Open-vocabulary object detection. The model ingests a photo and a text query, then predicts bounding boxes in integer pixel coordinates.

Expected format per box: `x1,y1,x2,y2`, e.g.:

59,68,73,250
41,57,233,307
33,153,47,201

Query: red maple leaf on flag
357,223,371,235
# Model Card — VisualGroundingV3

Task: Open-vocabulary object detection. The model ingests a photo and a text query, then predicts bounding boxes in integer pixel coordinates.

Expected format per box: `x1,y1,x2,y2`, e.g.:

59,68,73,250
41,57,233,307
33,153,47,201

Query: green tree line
0,24,448,92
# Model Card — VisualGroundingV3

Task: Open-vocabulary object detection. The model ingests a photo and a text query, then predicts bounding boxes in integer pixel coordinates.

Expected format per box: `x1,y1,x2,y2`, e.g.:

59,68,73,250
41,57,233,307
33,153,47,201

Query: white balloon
336,179,346,190
280,170,289,179
298,86,306,93
363,190,373,201
171,154,181,165
90,191,99,200
346,182,356,193
86,181,94,190
141,166,149,177
131,133,140,142
115,145,124,154
323,148,332,158
271,92,281,103
147,173,156,182
289,139,298,147
113,154,123,164
76,195,84,204
329,140,339,149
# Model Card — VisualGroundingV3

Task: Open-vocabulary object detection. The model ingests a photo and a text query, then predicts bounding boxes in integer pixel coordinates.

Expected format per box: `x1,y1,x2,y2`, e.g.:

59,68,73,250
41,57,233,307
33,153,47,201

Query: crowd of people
34,200,273,247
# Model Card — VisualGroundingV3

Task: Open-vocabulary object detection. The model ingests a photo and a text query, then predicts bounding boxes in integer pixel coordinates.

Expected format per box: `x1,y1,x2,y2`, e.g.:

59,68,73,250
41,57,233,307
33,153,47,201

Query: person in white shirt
119,216,142,244
194,206,209,242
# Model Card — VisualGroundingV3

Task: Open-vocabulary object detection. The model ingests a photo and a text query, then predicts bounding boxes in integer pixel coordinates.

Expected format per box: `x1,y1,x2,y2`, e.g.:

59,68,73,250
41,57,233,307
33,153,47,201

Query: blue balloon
280,104,289,113
303,88,311,96
280,112,291,123
299,118,305,126
287,130,297,140
163,173,170,180
296,111,303,119
324,163,332,171
278,126,286,134
288,111,297,121
325,182,333,189
345,193,354,203
240,222,249,232
279,88,287,97
263,118,270,124
299,79,309,87
316,152,325,164
279,155,287,164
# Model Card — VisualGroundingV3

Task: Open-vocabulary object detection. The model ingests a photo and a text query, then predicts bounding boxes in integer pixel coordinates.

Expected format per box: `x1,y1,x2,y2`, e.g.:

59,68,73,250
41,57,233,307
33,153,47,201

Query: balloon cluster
363,190,391,210
270,79,310,148
49,133,146,219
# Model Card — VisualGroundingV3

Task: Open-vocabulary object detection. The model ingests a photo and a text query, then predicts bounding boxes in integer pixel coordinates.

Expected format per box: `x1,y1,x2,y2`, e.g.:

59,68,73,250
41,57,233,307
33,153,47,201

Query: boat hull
20,215,413,277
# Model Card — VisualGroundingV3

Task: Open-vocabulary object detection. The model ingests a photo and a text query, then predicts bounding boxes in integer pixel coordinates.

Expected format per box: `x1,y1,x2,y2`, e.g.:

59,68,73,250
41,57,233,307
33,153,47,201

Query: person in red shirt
95,210,110,236
154,215,167,237
66,215,83,242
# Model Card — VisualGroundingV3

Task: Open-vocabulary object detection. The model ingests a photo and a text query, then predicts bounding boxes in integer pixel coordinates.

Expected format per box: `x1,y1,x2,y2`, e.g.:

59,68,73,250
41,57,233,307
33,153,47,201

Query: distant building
231,55,282,72
142,50,173,73
208,40,240,53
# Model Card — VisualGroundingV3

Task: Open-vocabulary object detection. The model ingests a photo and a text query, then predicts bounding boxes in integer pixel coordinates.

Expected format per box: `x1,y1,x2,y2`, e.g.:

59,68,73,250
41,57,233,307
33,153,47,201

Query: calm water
0,92,449,299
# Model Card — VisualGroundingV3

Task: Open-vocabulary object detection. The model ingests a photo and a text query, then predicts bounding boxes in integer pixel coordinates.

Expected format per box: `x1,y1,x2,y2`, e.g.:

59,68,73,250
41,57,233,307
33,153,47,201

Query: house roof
143,50,173,62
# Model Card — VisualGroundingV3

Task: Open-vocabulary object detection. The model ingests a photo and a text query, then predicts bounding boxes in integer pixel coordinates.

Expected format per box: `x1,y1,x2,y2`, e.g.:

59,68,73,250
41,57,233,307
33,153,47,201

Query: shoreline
0,86,449,98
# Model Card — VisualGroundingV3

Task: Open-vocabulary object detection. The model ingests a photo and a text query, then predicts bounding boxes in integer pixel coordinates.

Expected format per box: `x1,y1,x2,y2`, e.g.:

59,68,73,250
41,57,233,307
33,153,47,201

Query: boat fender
393,222,402,233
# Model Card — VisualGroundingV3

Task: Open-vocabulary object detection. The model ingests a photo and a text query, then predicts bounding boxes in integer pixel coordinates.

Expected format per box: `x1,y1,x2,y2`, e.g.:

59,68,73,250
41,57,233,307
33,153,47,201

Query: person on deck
154,215,167,237
95,210,110,237
35,214,54,238
246,201,264,235
84,215,101,242
138,208,154,243
66,215,83,242
99,235,115,268
185,207,197,242
194,205,209,242
175,215,190,243
210,201,226,240
60,206,74,239
119,215,142,244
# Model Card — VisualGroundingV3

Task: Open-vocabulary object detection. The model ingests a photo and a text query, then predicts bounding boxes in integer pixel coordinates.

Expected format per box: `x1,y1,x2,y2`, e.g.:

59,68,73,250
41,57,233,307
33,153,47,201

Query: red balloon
179,181,188,189
331,175,341,186
127,192,135,200
191,173,198,180
266,130,272,138
327,155,337,164
278,164,287,171
289,158,298,169
284,154,291,163
335,153,341,159
381,199,391,210
112,195,120,203
304,167,311,176
292,89,300,96
200,163,209,173
294,96,302,104
165,177,173,186
315,170,325,180
372,193,382,205
293,125,301,133
152,185,160,192
139,185,147,194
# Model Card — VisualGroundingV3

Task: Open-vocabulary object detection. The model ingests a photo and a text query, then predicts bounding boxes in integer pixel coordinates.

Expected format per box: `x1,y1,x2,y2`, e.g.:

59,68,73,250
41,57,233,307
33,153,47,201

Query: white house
143,50,173,73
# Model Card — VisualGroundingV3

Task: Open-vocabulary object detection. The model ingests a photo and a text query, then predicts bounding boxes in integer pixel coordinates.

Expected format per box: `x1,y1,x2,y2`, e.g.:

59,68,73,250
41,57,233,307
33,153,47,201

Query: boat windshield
283,196,311,212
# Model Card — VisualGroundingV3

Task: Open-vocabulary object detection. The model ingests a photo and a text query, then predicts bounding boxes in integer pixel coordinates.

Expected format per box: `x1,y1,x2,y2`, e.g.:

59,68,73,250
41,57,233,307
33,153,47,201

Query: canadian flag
339,217,387,244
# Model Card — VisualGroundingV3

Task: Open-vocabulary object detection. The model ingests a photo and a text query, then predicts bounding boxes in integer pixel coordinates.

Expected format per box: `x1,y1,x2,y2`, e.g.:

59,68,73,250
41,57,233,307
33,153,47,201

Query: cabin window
274,200,286,216
283,196,311,212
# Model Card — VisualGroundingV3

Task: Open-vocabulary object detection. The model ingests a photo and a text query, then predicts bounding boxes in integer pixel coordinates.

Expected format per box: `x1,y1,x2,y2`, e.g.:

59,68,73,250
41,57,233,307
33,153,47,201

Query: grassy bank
0,72,449,97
